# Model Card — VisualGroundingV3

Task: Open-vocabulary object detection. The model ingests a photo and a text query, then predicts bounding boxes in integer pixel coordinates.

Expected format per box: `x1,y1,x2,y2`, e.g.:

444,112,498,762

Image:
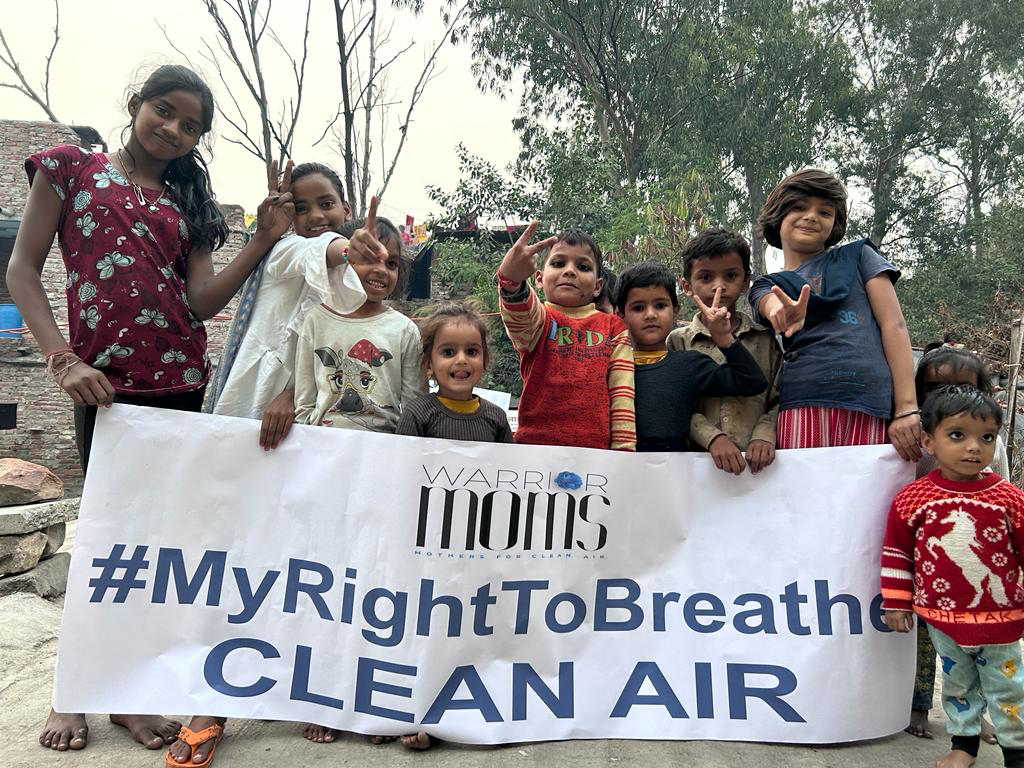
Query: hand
709,434,746,475
254,159,295,241
348,196,390,265
889,413,923,462
760,284,811,337
497,220,558,286
259,387,295,450
746,439,776,474
884,610,914,633
694,287,734,347
61,361,116,407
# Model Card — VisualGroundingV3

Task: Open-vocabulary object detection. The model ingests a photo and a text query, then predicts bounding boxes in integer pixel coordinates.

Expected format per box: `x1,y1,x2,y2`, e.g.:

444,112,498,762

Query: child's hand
709,434,746,475
349,196,390,265
760,284,811,337
889,414,923,462
497,220,558,287
746,439,775,474
254,159,295,242
884,610,914,633
260,387,295,451
694,287,734,347
62,361,116,407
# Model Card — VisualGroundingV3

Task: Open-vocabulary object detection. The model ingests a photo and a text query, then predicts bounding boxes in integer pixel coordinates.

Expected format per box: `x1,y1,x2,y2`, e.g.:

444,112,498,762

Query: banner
54,405,916,744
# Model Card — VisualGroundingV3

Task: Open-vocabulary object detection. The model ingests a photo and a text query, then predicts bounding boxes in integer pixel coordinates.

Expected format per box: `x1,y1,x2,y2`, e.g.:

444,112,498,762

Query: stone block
0,497,79,535
0,551,70,597
0,530,47,576
0,458,63,506
40,522,66,557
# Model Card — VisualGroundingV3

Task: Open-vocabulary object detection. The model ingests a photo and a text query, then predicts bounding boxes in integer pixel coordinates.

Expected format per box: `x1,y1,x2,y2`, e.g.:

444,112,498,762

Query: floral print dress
26,145,209,394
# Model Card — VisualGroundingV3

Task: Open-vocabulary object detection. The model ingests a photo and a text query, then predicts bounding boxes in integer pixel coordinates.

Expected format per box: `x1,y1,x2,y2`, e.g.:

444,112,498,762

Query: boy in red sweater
497,222,635,450
882,385,1024,768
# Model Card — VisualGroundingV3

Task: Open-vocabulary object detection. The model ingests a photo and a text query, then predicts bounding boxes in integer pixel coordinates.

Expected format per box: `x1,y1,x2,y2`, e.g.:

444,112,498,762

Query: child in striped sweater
497,223,635,451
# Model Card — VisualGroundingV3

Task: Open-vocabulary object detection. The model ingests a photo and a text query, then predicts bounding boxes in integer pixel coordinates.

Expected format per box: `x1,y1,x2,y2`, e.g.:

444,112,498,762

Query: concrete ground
0,523,1004,767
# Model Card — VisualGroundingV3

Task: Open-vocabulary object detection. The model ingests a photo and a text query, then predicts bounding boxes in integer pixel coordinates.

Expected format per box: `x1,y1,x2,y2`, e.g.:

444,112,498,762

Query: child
208,162,368,449
496,223,635,450
595,265,618,314
397,302,514,443
747,168,921,462
5,64,289,761
293,204,423,432
616,261,768,452
907,347,1009,742
668,228,782,474
882,385,1024,768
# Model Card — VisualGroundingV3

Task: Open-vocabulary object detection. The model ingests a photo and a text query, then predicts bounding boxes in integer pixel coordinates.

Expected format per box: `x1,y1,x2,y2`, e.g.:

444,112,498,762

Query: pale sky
0,0,523,225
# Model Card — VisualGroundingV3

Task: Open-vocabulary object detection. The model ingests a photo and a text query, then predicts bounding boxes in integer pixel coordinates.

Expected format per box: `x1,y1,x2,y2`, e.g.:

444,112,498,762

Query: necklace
117,150,167,207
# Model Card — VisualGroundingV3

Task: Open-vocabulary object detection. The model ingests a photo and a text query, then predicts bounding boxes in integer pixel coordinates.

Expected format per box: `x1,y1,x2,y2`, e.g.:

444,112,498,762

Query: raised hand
254,159,295,241
694,287,734,347
760,284,810,338
497,220,558,286
348,196,390,264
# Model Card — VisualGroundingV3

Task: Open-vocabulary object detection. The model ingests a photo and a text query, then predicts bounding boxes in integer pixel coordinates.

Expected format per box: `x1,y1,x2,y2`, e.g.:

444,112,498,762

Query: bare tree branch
0,0,60,122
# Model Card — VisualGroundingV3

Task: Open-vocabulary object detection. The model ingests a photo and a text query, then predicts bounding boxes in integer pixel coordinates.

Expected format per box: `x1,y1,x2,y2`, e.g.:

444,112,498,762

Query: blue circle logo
554,471,583,491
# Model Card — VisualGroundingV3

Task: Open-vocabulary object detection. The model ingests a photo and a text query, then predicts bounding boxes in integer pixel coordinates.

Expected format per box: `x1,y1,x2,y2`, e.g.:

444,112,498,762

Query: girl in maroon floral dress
7,64,293,764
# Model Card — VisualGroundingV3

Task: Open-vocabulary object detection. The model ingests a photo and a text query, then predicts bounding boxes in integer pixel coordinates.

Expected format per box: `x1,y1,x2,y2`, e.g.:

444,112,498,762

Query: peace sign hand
497,220,558,286
694,287,735,347
761,284,810,338
348,195,390,265
255,159,295,241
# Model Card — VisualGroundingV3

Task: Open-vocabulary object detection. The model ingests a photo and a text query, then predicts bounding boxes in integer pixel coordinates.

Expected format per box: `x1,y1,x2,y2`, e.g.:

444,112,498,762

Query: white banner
54,404,916,744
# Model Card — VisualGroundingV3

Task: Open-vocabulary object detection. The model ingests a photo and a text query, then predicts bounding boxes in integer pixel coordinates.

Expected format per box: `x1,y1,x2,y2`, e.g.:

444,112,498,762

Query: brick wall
0,119,244,493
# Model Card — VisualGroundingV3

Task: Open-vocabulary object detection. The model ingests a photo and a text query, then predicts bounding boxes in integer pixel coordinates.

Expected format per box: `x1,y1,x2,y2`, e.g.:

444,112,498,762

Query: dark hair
921,384,1003,433
125,65,228,251
614,261,679,313
291,162,347,204
596,265,618,309
681,227,752,279
758,168,848,250
338,215,410,298
545,229,602,272
916,347,993,407
418,300,490,378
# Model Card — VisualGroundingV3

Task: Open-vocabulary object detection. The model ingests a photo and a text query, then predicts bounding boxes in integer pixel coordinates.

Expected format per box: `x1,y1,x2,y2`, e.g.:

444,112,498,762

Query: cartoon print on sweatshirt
314,338,394,430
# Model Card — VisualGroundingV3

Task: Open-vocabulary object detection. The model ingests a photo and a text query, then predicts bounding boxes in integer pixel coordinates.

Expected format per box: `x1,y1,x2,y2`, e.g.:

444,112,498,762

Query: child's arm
608,327,636,451
497,221,558,353
399,322,428,409
865,274,921,462
752,283,811,337
6,174,116,406
692,288,769,398
292,315,319,426
880,494,916,631
259,387,296,450
746,340,783,474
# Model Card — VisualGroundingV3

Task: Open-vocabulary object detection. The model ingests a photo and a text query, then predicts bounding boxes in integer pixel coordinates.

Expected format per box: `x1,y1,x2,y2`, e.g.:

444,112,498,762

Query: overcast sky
0,0,523,225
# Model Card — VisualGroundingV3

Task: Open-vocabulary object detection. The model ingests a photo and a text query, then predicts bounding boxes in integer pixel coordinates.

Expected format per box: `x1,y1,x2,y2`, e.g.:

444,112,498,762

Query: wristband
892,409,920,420
496,270,523,292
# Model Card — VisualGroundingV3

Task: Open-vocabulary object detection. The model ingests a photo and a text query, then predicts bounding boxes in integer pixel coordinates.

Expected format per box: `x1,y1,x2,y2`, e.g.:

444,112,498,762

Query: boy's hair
545,229,602,272
291,162,348,204
597,265,618,307
339,215,411,298
758,168,848,250
418,300,490,377
921,384,1003,433
681,227,752,279
614,261,680,313
916,347,993,404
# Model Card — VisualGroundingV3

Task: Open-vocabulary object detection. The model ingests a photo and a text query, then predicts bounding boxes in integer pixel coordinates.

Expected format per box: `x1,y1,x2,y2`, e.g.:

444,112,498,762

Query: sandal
165,724,223,768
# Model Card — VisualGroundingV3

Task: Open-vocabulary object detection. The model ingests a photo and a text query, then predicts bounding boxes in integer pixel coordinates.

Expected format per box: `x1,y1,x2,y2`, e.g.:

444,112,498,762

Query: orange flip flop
165,724,223,768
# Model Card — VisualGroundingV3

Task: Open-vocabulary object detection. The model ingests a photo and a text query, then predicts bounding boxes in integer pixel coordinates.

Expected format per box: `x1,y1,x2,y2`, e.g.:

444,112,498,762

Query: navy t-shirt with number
749,243,899,420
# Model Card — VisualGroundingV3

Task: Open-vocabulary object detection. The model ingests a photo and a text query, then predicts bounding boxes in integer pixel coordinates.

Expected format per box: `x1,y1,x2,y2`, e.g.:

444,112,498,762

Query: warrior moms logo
415,464,611,556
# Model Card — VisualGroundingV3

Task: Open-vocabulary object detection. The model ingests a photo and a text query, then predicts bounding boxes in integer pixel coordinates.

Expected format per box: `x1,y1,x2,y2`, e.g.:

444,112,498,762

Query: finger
747,450,762,474
272,419,293,449
98,374,117,404
771,285,791,306
366,196,379,236
692,292,709,314
85,376,111,406
732,452,747,475
267,159,279,194
515,220,539,249
796,284,811,311
712,286,722,309
712,451,724,470
527,235,558,257
65,384,85,406
280,159,294,194
275,191,293,208
259,413,274,450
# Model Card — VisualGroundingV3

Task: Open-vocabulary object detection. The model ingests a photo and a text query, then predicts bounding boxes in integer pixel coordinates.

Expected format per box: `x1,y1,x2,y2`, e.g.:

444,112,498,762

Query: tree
0,0,61,122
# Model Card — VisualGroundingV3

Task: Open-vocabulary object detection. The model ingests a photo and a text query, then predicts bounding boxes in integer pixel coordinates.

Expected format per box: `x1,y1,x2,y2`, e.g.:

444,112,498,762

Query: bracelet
45,348,82,387
496,270,523,292
892,409,920,420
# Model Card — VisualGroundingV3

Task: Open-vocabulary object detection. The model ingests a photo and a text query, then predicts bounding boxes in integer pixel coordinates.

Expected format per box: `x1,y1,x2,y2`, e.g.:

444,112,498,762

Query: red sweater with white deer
881,470,1024,645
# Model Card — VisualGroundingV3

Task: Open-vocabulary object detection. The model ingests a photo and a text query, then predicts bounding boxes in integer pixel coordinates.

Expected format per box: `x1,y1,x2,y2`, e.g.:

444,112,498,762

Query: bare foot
981,715,998,744
401,731,431,750
370,735,398,744
39,709,88,751
109,713,182,749
905,708,933,739
936,749,976,768
303,723,338,743
167,715,224,765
